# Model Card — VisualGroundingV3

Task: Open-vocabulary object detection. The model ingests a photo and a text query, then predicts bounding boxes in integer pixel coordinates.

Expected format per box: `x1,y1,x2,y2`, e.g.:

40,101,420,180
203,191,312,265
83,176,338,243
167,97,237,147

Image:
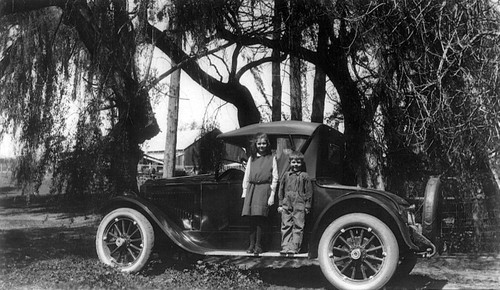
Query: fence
439,195,500,254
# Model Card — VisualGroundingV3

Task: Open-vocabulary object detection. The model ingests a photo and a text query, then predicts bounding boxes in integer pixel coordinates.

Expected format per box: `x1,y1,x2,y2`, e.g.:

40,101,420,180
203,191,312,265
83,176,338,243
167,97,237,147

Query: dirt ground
1,188,499,289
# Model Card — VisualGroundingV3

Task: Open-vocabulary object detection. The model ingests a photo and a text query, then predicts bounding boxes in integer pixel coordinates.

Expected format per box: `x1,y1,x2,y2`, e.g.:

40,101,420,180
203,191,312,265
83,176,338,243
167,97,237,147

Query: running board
202,250,309,258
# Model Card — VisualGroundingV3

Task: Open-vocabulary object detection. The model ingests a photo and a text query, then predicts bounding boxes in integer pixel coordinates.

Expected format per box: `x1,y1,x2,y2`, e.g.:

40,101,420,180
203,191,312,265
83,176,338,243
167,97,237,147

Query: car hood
141,174,215,187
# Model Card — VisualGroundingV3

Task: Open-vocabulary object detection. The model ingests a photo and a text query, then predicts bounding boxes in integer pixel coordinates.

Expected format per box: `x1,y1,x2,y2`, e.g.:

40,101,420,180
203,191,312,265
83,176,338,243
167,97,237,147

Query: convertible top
217,121,323,147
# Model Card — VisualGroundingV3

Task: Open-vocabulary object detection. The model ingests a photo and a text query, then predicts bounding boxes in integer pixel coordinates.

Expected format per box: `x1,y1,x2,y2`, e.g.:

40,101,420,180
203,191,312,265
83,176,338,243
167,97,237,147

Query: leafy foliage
1,1,160,198
342,0,500,194
0,8,84,196
198,121,225,174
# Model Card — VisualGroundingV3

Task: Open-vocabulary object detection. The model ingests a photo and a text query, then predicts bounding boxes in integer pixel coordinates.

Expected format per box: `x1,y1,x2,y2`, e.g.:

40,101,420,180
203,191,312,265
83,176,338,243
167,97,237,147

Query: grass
2,174,498,289
0,193,325,290
0,208,266,290
0,174,268,289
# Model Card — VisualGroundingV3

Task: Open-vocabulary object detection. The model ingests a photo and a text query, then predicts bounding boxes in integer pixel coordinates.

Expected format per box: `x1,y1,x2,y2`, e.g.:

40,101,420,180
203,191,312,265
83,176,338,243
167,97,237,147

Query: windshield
275,136,307,159
274,136,308,175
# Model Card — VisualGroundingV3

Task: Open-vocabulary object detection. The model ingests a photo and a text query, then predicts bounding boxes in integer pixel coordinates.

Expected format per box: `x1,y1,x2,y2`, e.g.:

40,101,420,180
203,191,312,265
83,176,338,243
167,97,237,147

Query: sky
0,135,14,158
142,69,241,152
0,74,241,157
0,40,337,158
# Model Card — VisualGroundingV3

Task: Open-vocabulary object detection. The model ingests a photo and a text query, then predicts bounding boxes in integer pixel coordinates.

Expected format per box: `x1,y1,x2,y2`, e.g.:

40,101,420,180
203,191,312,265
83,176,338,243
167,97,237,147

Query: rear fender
309,194,418,258
100,196,211,255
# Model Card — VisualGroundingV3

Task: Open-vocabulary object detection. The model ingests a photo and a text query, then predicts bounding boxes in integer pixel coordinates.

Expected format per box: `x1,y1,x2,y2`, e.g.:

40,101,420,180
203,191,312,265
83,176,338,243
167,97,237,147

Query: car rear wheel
318,213,399,290
96,208,154,273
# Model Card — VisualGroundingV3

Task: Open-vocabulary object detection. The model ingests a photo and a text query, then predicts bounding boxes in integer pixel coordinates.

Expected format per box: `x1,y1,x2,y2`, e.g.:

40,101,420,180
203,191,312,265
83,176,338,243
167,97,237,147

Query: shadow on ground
0,226,97,268
3,193,494,290
0,223,451,290
203,254,449,290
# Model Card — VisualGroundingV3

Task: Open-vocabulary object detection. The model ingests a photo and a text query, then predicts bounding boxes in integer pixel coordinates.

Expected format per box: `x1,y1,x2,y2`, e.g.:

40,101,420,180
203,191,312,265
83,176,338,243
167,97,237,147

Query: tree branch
235,53,287,81
217,27,322,65
145,23,260,126
0,0,69,16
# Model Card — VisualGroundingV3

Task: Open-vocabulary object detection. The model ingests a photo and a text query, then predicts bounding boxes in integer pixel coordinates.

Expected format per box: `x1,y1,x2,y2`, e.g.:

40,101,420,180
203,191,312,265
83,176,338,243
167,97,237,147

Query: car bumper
409,224,437,257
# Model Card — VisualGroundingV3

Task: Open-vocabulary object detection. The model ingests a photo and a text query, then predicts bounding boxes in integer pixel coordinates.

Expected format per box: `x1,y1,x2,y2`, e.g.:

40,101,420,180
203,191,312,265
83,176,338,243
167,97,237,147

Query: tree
2,0,500,221
0,0,262,196
271,0,284,121
364,0,500,247
1,1,162,197
357,0,500,194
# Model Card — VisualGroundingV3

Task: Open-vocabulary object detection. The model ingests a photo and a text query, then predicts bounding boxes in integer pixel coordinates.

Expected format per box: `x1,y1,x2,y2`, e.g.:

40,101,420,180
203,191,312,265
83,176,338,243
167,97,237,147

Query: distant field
0,172,18,195
0,172,51,196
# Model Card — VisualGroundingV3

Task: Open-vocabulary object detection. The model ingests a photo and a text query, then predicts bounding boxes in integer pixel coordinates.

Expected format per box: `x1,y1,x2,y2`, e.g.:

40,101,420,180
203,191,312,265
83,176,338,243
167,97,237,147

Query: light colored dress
241,153,278,216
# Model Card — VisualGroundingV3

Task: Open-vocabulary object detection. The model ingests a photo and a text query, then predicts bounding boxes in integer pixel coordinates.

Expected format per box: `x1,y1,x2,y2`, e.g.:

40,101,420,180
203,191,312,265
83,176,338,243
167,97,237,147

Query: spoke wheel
318,213,399,290
96,208,154,273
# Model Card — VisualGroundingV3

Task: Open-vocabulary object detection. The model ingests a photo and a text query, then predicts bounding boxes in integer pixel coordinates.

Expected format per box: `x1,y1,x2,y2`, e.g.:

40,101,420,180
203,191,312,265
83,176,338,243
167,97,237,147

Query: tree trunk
312,66,326,123
311,18,328,123
67,1,159,193
326,53,366,186
272,54,282,121
288,0,302,121
271,0,283,121
487,152,500,195
108,123,143,194
290,56,302,120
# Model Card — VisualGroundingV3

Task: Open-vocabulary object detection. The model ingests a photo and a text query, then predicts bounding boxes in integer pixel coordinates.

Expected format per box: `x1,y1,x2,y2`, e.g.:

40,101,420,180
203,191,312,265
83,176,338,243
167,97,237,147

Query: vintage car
95,120,440,290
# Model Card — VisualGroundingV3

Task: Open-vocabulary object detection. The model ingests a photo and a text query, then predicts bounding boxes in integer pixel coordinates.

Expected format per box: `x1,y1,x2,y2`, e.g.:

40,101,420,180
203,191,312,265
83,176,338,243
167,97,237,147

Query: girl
241,132,278,254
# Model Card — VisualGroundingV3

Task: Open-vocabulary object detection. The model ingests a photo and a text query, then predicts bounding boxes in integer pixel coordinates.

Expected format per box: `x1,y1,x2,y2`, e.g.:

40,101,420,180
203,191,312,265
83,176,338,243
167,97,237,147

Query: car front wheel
318,213,399,290
96,208,154,273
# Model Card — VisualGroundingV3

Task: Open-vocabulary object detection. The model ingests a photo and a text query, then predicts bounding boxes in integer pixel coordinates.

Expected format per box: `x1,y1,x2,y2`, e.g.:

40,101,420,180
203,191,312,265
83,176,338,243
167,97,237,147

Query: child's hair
289,151,305,164
250,132,271,157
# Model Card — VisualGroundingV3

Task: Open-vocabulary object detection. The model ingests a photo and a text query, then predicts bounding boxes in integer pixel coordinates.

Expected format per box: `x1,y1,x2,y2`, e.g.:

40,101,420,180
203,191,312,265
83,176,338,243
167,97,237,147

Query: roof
142,129,199,153
217,121,324,147
142,154,164,165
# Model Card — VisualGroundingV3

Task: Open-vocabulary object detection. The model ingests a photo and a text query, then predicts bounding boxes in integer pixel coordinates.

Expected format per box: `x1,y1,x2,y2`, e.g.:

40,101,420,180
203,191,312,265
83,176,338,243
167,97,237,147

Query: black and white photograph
1,0,499,289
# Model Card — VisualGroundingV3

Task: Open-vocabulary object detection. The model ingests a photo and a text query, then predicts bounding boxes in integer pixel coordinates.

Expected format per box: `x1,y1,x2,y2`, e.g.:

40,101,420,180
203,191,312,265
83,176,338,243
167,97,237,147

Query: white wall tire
96,208,154,273
318,213,399,290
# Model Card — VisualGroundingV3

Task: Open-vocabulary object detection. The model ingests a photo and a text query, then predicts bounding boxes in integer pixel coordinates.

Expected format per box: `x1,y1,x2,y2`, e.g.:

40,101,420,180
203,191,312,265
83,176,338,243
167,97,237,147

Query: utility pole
163,33,182,178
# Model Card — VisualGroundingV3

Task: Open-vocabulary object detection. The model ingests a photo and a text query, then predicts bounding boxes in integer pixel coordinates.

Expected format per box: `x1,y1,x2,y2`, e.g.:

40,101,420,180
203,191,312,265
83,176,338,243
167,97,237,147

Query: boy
277,151,312,254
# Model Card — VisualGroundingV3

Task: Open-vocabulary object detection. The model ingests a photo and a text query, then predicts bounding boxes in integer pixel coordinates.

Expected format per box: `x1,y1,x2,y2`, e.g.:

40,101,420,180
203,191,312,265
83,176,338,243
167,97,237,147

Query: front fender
310,193,419,258
100,195,213,255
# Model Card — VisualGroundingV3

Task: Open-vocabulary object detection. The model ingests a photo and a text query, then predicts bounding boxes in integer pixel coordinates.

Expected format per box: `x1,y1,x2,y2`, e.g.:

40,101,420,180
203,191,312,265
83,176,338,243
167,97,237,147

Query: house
138,129,246,178
138,129,198,178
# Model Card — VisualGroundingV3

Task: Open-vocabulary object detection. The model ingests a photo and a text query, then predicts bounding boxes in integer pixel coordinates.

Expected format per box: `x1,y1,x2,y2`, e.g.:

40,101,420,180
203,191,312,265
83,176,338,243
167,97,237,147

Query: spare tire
422,176,441,244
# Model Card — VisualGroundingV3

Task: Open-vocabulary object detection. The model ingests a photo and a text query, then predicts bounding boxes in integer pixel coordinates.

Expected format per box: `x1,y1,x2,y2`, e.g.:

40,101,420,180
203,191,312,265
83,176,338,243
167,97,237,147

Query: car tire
96,208,154,273
422,176,441,243
318,213,399,290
